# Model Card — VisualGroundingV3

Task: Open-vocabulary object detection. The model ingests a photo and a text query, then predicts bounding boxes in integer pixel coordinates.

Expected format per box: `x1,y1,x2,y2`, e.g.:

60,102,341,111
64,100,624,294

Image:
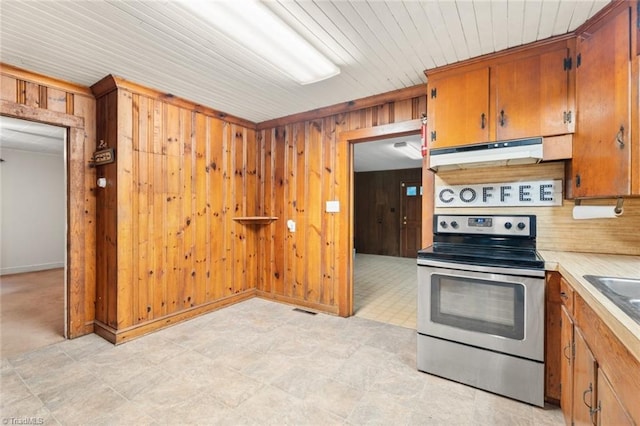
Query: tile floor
0,253,414,360
354,253,417,329
1,260,563,424
1,297,563,425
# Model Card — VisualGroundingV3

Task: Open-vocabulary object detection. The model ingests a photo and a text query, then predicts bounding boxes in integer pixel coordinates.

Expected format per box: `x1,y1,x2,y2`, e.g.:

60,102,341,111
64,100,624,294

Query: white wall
0,148,65,275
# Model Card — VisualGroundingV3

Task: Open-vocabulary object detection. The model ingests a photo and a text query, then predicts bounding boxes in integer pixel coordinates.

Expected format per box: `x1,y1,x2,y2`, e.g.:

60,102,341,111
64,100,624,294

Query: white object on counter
572,205,621,220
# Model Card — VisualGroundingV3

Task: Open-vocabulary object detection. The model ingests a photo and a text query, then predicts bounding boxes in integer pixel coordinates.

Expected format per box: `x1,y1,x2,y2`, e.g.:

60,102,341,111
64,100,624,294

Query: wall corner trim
90,74,119,98
90,74,257,129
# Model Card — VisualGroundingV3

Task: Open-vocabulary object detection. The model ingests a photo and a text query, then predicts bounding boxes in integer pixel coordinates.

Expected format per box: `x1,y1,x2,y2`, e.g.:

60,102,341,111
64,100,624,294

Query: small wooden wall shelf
232,216,278,225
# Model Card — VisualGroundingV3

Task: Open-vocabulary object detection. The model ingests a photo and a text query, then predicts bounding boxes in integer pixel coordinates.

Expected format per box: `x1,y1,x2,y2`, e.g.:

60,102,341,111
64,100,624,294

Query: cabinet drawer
560,278,574,314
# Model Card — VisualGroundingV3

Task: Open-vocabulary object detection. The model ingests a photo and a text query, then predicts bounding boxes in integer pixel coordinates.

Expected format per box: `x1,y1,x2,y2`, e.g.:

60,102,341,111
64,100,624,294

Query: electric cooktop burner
418,214,545,270
418,243,545,270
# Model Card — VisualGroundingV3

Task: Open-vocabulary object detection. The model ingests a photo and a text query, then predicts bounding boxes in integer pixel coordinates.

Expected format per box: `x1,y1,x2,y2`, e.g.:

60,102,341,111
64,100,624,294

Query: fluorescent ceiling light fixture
393,141,423,160
182,0,340,85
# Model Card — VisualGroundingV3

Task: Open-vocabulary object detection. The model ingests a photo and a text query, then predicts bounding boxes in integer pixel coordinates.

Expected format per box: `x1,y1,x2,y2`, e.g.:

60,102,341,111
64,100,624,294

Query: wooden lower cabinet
546,271,563,403
558,277,638,426
573,328,597,426
596,369,634,426
560,306,574,426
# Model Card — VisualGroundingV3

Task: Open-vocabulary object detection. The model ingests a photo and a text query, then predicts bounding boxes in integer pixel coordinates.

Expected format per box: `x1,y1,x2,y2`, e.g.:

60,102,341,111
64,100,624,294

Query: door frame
337,119,434,316
1,100,90,338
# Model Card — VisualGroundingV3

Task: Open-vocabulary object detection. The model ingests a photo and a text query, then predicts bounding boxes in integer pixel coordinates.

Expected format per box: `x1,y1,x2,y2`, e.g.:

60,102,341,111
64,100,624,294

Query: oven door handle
417,258,545,278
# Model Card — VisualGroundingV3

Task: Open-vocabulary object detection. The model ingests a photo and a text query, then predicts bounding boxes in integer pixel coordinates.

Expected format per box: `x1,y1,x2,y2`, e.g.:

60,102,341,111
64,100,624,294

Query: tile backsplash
433,161,640,256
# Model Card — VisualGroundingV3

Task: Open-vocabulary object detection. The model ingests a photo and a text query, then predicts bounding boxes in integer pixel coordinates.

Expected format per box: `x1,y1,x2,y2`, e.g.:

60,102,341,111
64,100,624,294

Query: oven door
417,262,544,361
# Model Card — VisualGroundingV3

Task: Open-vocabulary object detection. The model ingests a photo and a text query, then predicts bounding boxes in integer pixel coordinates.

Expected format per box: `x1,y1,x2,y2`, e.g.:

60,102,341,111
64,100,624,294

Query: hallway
353,253,417,329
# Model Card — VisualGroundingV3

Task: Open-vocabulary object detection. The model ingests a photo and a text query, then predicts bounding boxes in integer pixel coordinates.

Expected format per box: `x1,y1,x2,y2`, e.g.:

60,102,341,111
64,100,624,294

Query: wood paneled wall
354,168,422,257
434,161,640,256
91,76,259,343
256,89,427,315
0,64,97,338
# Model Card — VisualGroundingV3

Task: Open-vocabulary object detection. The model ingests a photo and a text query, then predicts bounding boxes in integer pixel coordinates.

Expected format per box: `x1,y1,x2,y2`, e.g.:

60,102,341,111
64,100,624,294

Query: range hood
429,137,543,172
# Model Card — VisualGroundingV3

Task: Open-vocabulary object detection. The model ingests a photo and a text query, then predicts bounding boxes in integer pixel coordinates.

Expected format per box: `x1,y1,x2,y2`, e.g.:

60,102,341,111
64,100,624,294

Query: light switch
326,201,340,213
287,219,296,232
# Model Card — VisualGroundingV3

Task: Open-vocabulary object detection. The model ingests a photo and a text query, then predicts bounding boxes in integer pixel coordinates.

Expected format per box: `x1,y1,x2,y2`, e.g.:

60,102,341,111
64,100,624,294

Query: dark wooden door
400,181,422,258
354,168,421,256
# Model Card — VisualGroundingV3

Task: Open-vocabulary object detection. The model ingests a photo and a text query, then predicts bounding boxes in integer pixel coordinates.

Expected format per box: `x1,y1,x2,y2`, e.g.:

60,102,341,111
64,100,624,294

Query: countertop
540,250,640,362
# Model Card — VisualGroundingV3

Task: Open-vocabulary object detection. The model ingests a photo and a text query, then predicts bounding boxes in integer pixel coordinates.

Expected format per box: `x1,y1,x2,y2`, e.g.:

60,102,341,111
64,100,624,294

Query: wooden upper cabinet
427,67,489,149
426,41,572,150
571,4,632,198
493,47,572,141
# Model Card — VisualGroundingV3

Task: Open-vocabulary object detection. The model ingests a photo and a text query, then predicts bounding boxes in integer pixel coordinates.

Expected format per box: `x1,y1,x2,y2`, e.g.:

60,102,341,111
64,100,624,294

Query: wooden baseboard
93,289,257,345
544,396,560,406
65,321,95,340
93,322,117,344
256,291,340,315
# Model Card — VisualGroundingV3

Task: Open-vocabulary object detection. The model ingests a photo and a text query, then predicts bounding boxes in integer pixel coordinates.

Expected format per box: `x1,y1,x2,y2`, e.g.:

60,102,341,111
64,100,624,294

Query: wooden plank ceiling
0,1,609,123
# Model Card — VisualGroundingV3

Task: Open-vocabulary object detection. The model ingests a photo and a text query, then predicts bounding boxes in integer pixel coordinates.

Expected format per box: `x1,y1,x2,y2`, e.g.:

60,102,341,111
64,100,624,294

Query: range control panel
434,214,536,237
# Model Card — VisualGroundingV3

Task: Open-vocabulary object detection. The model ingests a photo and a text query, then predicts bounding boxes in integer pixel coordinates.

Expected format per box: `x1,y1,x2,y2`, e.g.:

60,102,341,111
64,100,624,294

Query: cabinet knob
481,113,486,129
499,110,506,127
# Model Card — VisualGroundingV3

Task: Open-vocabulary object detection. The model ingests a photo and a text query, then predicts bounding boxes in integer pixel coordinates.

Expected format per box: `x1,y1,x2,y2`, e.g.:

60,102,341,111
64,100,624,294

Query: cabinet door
545,272,562,403
573,328,598,426
572,5,631,197
493,47,571,141
560,306,574,426
560,277,575,315
427,67,489,148
596,369,634,426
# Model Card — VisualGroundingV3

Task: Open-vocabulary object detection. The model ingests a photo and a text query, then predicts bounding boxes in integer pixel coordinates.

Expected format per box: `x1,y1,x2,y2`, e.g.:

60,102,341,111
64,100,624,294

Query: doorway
351,132,424,328
0,116,67,357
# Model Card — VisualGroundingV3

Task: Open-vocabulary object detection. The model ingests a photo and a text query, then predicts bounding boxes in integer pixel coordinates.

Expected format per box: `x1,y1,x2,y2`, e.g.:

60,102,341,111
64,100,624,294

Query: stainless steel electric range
417,214,546,407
